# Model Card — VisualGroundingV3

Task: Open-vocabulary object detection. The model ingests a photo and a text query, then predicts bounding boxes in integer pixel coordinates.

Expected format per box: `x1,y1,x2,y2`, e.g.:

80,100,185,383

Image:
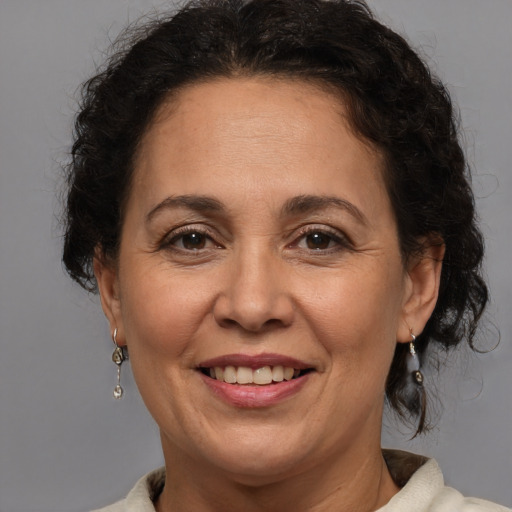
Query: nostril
216,317,240,329
215,315,286,333
213,288,295,332
215,312,293,333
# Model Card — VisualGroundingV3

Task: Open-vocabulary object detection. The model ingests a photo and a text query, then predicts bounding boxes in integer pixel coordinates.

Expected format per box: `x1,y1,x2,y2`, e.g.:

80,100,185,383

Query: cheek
118,261,214,359
299,261,403,372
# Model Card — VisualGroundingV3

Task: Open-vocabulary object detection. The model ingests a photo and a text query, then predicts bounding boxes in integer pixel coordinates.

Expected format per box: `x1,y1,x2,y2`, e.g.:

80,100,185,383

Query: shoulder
92,500,125,512
379,450,510,512
90,468,165,512
429,486,511,512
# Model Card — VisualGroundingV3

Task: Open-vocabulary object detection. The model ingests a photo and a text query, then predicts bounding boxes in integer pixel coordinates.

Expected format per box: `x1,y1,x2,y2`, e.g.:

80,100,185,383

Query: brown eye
161,226,223,254
305,232,333,250
180,232,207,250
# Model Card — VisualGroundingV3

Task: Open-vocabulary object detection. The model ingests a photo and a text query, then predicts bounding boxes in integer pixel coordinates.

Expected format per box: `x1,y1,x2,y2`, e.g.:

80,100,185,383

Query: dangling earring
111,328,125,399
407,332,424,386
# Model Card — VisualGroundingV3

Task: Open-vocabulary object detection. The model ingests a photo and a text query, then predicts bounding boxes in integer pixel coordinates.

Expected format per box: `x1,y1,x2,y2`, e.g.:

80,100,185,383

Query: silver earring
407,332,424,385
111,328,125,399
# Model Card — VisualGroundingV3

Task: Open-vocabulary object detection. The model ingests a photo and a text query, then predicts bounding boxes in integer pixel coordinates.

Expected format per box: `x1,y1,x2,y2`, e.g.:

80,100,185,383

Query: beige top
91,450,510,512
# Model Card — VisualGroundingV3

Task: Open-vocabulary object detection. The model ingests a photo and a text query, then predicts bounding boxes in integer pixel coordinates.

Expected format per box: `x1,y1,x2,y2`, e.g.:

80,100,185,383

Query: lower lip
200,372,310,408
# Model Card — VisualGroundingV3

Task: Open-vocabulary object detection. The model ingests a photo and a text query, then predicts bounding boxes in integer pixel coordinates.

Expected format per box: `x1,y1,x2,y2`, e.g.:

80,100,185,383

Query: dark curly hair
63,0,488,433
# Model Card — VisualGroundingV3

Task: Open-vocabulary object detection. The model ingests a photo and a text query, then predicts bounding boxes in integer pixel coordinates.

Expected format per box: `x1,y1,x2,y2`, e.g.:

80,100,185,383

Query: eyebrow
145,195,225,223
281,194,368,225
145,193,368,225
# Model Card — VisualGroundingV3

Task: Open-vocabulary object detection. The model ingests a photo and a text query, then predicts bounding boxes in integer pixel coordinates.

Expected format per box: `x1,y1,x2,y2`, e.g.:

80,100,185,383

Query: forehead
130,76,389,217
140,77,352,160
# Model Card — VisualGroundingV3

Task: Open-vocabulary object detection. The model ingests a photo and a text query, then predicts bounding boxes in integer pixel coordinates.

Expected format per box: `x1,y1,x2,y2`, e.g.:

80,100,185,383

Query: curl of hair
63,0,488,433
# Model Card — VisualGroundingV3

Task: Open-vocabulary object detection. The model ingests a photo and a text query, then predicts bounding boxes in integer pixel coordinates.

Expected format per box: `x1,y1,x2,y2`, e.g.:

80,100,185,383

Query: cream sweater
92,450,510,512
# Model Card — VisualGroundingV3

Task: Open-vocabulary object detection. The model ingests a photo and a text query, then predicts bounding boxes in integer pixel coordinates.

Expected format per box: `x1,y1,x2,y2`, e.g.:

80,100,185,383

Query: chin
215,451,310,485
198,426,322,483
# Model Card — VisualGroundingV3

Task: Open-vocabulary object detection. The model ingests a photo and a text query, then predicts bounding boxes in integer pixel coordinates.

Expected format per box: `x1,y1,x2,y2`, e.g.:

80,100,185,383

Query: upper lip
197,353,313,370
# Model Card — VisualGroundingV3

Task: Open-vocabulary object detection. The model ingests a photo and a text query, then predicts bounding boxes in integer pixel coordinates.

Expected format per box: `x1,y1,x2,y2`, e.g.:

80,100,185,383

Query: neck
155,438,399,512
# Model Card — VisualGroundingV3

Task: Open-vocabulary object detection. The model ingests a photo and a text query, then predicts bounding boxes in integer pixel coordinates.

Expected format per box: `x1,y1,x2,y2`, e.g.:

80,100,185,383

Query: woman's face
97,77,428,482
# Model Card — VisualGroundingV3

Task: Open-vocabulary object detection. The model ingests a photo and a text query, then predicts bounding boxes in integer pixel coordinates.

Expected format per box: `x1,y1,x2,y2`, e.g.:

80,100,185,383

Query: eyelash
159,225,221,252
159,225,352,255
288,225,352,254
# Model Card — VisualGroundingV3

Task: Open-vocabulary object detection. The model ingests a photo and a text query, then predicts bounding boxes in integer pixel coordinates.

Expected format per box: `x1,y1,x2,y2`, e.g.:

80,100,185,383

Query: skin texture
95,77,443,511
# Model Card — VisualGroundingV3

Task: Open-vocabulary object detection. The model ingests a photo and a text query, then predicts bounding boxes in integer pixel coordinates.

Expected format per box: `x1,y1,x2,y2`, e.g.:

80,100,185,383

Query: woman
62,0,508,510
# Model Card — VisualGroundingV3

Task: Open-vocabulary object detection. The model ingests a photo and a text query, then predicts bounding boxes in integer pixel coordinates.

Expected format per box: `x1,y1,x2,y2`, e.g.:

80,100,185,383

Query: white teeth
236,366,253,384
253,366,272,385
209,365,303,385
214,367,224,381
283,367,294,381
223,365,237,384
272,365,284,382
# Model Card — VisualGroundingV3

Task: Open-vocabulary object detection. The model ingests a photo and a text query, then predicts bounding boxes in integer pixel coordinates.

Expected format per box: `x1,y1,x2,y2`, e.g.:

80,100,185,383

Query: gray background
0,1,511,511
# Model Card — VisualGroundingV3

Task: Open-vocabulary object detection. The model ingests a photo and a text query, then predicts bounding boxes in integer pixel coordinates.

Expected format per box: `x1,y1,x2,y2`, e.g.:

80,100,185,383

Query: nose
213,247,295,333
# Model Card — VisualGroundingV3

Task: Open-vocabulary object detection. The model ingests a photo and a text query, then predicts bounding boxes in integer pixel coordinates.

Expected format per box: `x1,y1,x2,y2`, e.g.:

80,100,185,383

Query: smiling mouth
199,365,313,385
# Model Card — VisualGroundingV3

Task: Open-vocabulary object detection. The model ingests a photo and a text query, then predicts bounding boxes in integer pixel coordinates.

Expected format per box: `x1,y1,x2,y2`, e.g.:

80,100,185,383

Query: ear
93,247,126,347
397,238,445,343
